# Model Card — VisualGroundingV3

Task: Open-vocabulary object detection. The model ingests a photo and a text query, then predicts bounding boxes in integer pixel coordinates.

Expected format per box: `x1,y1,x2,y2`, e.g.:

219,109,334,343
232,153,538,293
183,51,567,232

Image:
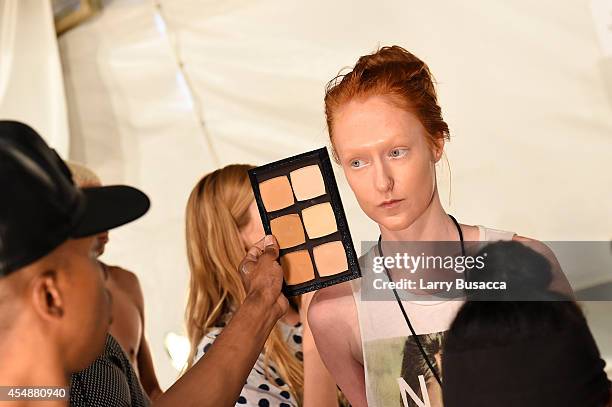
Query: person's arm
154,235,287,407
300,291,339,407
122,270,163,400
308,282,367,407
137,335,163,400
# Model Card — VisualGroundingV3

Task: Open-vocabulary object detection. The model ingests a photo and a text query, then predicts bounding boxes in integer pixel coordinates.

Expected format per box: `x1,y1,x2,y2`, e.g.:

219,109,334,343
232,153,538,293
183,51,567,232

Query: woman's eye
390,148,408,158
350,159,364,168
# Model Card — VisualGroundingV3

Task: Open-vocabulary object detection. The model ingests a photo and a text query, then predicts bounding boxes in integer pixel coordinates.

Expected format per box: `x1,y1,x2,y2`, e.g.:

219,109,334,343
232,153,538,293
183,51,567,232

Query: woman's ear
432,135,445,163
31,270,65,320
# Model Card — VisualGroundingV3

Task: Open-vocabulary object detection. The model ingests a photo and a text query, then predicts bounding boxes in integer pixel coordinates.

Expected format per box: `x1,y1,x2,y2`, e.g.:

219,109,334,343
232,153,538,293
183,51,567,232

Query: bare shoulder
107,266,141,291
309,280,355,325
309,281,367,405
308,280,362,360
106,265,145,309
311,278,354,303
459,223,481,241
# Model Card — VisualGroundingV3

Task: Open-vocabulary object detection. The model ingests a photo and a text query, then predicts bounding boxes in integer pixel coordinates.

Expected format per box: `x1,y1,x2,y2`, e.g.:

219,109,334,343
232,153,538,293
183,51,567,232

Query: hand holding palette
248,147,361,296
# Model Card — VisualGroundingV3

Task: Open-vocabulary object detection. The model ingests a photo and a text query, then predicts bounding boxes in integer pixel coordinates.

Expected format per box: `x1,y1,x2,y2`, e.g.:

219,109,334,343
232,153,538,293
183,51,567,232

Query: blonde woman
185,164,339,407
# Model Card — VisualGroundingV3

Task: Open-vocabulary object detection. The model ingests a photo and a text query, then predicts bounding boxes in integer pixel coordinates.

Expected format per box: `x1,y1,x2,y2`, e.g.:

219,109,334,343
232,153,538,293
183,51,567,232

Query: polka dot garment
195,321,303,407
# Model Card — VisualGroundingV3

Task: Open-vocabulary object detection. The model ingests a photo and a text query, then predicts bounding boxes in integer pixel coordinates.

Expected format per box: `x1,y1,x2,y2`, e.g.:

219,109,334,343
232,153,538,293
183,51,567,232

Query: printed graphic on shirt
364,332,446,407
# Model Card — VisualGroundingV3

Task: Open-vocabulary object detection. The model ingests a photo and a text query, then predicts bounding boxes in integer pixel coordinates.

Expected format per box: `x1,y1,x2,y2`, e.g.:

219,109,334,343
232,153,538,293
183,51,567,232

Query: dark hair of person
443,242,611,407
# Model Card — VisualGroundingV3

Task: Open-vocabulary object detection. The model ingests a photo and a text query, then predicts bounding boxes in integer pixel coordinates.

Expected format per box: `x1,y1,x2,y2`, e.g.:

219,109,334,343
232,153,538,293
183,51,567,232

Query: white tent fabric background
0,0,69,156
57,0,612,388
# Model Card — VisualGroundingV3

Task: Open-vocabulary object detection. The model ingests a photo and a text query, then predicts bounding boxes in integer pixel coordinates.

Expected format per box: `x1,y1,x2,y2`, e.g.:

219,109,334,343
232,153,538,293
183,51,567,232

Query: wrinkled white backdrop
0,0,69,155
47,0,612,387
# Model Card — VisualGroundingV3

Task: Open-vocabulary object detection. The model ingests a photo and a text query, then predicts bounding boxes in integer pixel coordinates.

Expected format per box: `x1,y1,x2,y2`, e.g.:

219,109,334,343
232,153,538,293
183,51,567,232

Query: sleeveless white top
350,225,516,407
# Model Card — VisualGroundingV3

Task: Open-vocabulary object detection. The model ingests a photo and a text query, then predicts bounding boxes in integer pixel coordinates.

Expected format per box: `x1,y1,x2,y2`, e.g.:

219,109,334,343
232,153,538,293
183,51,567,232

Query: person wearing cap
0,121,290,407
442,241,611,407
0,120,150,403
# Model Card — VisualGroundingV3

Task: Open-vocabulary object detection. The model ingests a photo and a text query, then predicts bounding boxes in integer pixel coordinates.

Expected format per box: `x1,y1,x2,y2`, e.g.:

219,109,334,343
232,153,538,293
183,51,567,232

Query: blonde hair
66,161,101,187
184,164,304,402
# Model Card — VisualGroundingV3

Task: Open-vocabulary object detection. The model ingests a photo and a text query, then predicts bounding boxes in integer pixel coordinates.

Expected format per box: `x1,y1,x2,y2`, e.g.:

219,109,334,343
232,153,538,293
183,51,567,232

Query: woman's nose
373,161,394,193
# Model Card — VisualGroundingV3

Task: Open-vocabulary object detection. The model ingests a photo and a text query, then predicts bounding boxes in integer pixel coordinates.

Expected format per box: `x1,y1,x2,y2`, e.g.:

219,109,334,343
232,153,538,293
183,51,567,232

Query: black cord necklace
376,214,465,387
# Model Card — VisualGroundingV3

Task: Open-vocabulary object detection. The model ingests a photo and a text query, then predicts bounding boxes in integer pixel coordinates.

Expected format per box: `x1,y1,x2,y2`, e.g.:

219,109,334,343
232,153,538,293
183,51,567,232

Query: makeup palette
248,147,361,296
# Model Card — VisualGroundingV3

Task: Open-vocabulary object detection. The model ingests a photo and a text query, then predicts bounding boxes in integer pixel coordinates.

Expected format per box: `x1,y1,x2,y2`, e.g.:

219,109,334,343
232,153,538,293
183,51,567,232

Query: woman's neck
379,190,457,242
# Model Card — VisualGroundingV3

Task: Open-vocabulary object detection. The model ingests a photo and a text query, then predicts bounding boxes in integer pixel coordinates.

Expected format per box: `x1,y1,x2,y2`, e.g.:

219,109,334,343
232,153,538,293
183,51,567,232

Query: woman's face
332,95,441,232
239,199,265,250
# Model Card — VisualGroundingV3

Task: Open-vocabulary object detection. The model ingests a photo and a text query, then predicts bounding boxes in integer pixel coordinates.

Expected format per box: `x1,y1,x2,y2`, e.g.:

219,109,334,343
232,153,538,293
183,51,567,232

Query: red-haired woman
308,46,572,407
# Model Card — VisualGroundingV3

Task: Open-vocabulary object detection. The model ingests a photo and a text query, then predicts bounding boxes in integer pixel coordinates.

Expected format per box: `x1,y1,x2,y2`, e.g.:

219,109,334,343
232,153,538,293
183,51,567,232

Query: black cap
0,120,150,277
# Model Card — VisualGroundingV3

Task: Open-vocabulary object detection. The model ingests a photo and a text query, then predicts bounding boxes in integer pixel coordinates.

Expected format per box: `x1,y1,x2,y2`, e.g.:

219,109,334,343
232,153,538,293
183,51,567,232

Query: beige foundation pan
248,147,361,296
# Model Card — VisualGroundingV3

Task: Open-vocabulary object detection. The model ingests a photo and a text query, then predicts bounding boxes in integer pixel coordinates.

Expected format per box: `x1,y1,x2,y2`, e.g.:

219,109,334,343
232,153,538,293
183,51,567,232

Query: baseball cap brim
71,185,150,238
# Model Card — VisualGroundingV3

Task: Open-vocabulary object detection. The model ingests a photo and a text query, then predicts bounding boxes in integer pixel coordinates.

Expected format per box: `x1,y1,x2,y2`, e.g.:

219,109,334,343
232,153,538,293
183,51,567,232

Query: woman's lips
379,199,404,209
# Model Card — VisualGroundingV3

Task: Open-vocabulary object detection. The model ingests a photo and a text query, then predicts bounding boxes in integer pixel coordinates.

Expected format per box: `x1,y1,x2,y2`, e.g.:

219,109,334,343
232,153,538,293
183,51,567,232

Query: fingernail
264,235,274,247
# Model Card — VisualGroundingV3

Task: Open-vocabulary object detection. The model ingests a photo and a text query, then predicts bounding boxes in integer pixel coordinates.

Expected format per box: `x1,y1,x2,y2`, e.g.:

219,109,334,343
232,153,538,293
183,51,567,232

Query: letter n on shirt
397,376,431,407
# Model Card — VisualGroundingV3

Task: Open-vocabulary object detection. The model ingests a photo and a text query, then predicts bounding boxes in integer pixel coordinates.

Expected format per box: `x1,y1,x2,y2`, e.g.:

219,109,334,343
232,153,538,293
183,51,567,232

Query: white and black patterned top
70,334,149,407
195,320,303,407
